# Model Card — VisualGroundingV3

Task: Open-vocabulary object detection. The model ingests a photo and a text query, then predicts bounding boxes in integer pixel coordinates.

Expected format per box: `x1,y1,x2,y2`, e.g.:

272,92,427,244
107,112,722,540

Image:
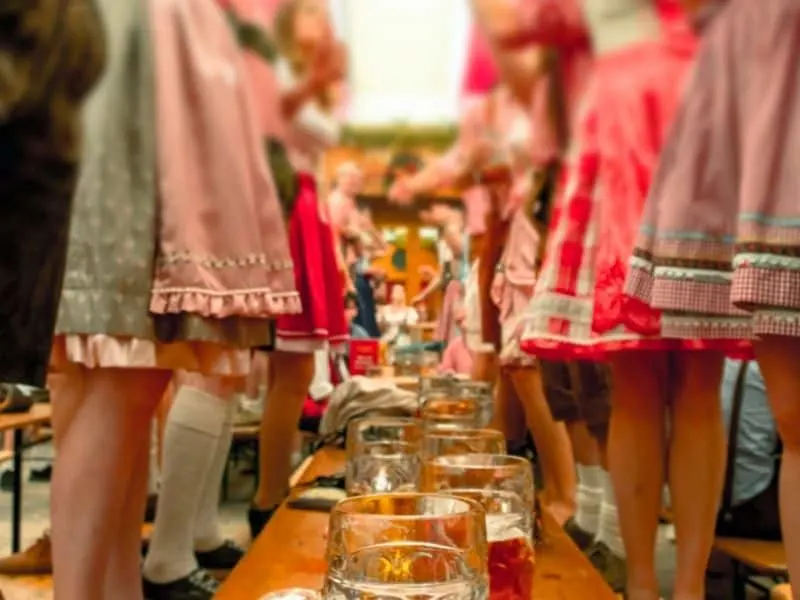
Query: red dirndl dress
275,174,348,353
519,4,749,361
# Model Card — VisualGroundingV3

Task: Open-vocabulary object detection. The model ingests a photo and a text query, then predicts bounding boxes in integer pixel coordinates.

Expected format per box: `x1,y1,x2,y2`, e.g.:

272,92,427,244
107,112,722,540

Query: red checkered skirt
519,33,723,361
625,0,800,345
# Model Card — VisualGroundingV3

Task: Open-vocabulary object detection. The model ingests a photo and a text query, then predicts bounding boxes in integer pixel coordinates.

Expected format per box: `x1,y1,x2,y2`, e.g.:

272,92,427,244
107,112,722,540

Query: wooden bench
215,447,618,600
0,404,52,553
713,537,788,600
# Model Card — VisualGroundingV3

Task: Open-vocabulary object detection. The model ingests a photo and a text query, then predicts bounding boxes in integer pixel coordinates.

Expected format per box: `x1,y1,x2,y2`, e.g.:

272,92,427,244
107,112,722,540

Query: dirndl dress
497,208,539,367
625,0,800,345
519,3,703,361
53,0,298,376
274,174,349,353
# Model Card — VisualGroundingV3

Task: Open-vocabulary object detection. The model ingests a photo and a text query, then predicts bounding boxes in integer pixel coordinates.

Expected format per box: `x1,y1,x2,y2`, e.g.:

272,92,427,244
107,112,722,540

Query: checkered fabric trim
520,108,601,348
651,270,739,316
659,314,754,340
732,262,800,311
752,310,800,337
625,260,655,305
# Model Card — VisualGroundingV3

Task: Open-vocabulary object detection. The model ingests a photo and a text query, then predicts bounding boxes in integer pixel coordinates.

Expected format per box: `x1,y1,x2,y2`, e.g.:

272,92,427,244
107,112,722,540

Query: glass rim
425,453,530,471
332,492,485,520
423,427,505,441
348,416,422,429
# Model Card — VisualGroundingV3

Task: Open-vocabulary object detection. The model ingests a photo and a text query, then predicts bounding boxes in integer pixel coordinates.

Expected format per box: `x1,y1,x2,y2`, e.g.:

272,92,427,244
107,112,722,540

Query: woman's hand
490,271,505,307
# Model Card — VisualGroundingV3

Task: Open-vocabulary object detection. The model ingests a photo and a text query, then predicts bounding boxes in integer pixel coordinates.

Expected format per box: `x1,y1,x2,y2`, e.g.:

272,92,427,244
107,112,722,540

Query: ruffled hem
51,335,252,376
149,289,302,319
517,291,753,361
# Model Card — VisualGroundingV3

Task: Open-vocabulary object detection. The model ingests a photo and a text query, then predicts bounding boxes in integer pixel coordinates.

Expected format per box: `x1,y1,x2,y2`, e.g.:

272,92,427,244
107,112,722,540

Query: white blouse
275,59,341,172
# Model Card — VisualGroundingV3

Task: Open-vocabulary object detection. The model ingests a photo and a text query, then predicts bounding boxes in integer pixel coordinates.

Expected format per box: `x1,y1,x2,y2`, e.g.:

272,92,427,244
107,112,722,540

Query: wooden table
367,366,419,393
217,448,617,600
0,404,52,552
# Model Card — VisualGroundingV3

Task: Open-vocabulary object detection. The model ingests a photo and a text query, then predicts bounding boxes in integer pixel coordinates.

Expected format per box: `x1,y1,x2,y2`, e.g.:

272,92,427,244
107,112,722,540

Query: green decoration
340,124,458,150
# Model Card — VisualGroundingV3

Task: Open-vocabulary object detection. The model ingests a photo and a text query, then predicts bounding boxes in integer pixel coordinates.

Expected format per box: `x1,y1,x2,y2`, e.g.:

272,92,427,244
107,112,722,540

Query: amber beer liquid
420,397,477,419
486,515,535,600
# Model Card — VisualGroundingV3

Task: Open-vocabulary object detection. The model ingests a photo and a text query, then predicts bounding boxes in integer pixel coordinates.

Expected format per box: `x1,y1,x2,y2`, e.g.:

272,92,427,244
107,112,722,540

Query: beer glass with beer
345,417,422,496
422,427,506,460
323,493,489,599
453,381,494,426
419,390,483,429
422,455,536,600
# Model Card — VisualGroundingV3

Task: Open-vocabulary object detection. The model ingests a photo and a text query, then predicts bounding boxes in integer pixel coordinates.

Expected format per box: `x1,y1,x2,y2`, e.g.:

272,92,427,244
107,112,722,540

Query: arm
388,100,487,203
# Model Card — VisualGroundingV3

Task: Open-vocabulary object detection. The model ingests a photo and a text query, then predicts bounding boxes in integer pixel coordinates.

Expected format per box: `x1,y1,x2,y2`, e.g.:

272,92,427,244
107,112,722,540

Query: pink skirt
275,174,348,353
498,210,537,368
519,30,704,361
626,0,800,344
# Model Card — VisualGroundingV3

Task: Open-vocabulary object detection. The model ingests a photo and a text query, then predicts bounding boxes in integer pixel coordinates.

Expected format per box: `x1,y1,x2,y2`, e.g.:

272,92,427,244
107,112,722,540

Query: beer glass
422,427,506,460
418,374,457,398
419,390,483,429
323,493,489,599
346,417,422,496
422,455,536,600
453,381,494,427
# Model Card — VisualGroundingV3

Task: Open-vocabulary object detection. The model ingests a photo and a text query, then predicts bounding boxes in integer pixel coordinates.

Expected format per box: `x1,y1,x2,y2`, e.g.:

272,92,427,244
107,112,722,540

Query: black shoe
586,541,627,593
563,519,595,550
195,540,245,571
29,465,52,482
143,569,219,600
248,505,278,539
144,494,158,523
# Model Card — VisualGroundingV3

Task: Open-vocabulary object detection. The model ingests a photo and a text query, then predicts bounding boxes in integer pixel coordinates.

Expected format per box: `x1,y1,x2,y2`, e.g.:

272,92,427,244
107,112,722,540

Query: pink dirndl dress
625,0,800,343
53,0,298,376
519,0,734,361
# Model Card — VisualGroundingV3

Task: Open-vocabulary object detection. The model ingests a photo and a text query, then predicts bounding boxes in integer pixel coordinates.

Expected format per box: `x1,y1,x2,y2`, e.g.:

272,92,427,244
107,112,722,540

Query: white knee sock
194,399,235,552
147,420,160,495
143,386,228,583
573,464,603,535
595,469,626,558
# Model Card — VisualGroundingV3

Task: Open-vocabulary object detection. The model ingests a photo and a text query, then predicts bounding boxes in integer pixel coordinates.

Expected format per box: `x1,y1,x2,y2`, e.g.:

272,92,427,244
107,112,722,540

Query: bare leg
52,368,169,600
253,350,314,511
105,433,150,600
470,351,498,384
510,367,576,525
757,336,800,600
670,352,725,600
491,371,526,444
608,352,668,600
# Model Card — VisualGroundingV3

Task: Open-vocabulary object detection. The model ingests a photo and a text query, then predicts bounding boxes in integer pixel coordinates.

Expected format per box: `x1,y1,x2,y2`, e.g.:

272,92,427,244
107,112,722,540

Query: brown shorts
539,360,612,442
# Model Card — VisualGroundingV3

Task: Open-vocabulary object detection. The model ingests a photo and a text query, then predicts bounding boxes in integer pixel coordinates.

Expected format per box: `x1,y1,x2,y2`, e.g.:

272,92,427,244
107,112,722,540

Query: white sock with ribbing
573,464,603,535
143,386,227,583
595,469,626,558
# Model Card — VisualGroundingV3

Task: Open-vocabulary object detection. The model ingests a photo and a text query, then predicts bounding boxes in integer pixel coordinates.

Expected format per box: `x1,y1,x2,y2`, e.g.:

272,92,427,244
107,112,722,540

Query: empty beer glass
323,493,489,600
346,417,422,496
422,427,506,460
422,455,536,600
